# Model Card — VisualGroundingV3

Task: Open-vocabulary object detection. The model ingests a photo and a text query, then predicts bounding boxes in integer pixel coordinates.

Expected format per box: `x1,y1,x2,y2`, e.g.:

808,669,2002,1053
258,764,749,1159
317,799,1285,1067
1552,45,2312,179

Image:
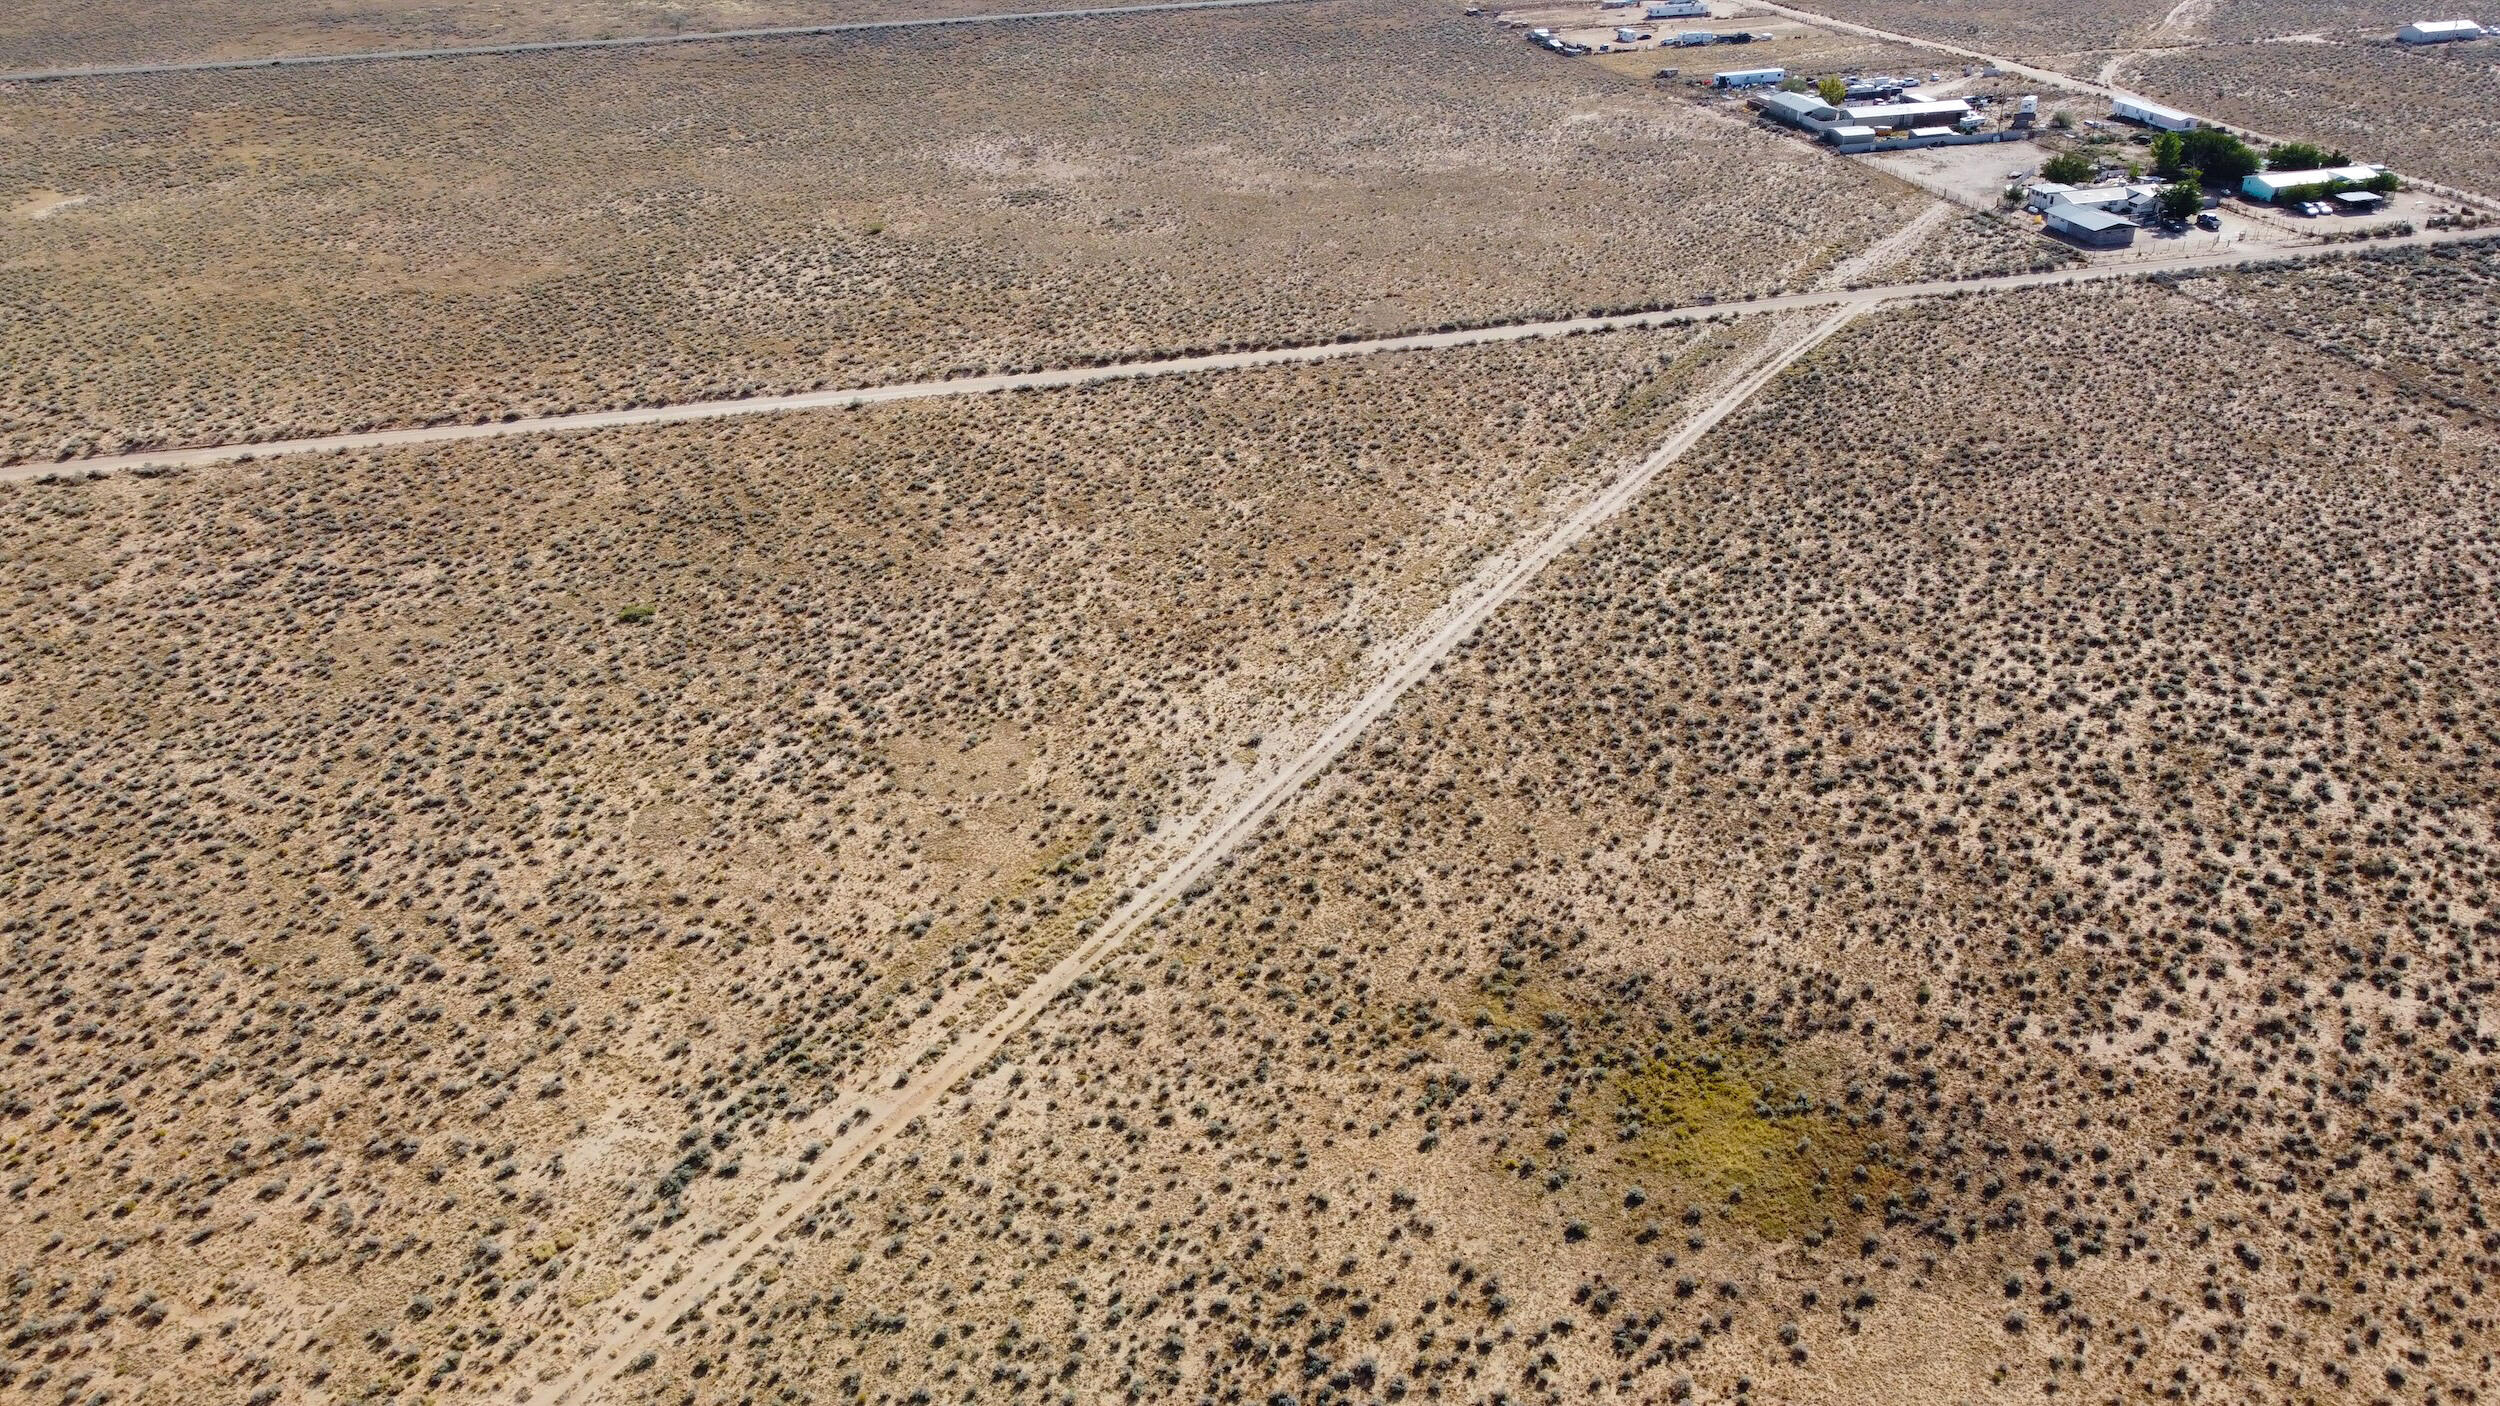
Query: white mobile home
2021,180,2076,212
2109,96,2198,131
1644,0,1710,16
2059,182,2164,215
2398,19,2484,40
1712,66,1785,88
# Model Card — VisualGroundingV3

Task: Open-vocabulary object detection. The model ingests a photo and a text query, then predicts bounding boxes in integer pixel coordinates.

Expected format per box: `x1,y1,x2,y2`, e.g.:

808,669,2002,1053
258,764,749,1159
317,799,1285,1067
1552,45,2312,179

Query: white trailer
1712,66,1785,87
2109,96,2198,131
1643,0,1709,16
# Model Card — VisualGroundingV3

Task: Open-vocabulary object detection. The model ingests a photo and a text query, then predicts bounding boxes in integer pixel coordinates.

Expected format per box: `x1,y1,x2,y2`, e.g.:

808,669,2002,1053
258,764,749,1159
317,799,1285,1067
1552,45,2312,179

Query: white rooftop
2112,96,2194,122
2045,202,2133,230
2244,163,2386,194
1843,98,1972,123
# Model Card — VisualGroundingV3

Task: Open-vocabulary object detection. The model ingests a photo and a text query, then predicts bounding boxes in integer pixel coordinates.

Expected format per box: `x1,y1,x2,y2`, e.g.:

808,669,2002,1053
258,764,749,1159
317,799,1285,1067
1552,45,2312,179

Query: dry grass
582,276,2500,1406
2169,241,2500,421
1875,208,2079,283
0,0,1140,70
2120,40,2500,197
2176,0,2476,44
1754,0,2172,59
0,319,1777,1405
0,0,1928,463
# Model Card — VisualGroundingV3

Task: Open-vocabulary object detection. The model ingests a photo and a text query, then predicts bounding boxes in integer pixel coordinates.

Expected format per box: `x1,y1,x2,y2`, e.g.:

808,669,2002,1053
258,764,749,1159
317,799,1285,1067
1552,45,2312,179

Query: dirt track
20,224,2492,488
502,291,1873,1404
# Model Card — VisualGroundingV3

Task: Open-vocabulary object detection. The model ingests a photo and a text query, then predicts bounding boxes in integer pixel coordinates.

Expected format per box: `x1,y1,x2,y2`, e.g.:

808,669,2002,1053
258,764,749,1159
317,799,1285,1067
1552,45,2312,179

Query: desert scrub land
2117,42,2500,198
597,277,2500,1406
0,0,1928,463
2159,0,2480,44
2168,240,2500,422
1754,0,2171,58
0,0,1137,71
0,320,1786,1404
1874,209,2079,284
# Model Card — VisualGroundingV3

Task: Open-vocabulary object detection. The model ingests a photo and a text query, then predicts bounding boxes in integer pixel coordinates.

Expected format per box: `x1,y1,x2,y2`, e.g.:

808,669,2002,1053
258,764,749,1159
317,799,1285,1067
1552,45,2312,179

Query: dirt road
20,225,2489,488
500,293,1873,1404
0,0,1331,83
489,216,2500,1406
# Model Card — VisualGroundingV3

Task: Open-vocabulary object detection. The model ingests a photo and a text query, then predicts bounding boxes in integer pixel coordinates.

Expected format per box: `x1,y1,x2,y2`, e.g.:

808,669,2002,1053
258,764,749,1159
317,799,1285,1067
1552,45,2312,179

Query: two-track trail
505,294,1872,1404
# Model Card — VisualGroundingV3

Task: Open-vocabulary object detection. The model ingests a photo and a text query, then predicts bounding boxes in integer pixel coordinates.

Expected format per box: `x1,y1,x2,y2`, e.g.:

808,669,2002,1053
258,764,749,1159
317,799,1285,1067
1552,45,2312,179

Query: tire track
18,227,2490,490
503,295,1872,1405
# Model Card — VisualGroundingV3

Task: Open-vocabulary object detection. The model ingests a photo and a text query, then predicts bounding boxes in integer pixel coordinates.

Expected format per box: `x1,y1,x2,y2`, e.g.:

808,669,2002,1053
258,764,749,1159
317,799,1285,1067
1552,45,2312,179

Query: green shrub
2040,151,2096,184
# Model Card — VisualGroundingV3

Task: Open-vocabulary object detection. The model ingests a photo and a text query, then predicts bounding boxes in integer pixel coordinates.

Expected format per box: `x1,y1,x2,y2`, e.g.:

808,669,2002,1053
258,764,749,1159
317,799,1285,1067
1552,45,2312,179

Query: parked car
2195,212,2221,231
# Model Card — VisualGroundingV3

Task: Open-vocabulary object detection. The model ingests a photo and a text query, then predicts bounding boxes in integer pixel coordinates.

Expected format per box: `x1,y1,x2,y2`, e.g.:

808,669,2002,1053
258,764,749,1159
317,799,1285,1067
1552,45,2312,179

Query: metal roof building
1841,98,1972,128
1755,90,1847,131
2043,202,2137,248
2398,19,2485,41
2242,164,2387,201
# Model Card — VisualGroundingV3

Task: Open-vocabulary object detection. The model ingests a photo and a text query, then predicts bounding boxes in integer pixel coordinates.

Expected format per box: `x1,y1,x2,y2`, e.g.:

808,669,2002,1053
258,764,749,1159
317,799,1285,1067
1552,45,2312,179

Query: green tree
2265,141,2347,171
2040,150,2097,184
1816,74,1847,105
2150,130,2185,177
2159,179,2202,221
2179,128,2259,186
